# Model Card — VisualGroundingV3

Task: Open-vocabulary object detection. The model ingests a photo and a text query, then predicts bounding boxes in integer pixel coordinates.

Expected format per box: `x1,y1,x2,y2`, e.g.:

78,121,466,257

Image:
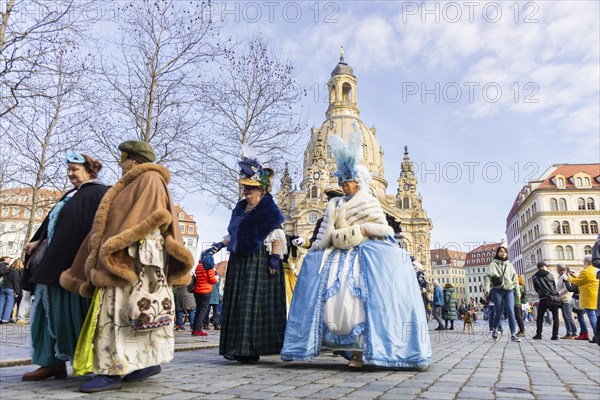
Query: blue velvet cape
227,193,284,255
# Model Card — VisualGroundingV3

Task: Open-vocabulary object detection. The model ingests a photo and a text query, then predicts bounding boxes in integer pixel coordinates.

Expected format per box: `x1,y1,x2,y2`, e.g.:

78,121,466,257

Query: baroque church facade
277,53,433,277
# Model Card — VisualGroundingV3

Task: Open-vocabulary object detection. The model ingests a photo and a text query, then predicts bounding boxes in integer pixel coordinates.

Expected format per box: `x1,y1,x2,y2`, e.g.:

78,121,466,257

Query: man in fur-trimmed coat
61,141,195,393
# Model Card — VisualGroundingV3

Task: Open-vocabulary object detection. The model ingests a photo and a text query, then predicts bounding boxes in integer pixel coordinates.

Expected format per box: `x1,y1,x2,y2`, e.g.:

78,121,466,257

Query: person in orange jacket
191,251,217,336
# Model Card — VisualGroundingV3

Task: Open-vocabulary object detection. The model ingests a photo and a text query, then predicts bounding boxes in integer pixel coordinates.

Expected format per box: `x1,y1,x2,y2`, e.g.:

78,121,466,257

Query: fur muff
312,191,393,250
60,163,195,298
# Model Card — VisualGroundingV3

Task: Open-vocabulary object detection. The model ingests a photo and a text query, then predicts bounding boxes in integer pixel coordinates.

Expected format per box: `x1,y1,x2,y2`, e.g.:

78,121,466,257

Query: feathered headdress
238,143,273,190
327,122,371,190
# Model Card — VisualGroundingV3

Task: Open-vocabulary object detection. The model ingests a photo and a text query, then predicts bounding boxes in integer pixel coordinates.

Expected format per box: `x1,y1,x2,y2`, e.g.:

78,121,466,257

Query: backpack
186,274,196,293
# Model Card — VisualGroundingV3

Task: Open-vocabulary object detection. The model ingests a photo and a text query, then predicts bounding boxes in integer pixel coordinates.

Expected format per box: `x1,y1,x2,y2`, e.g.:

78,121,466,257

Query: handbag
127,262,174,331
490,264,506,287
186,274,196,293
26,239,48,276
547,294,562,307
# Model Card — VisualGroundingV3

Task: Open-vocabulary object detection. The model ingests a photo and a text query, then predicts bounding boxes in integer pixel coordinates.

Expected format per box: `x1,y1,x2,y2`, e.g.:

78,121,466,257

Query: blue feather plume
328,126,362,184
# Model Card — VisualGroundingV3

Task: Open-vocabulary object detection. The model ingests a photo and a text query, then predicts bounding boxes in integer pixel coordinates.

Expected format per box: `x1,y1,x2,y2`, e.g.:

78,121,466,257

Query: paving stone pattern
1,320,599,399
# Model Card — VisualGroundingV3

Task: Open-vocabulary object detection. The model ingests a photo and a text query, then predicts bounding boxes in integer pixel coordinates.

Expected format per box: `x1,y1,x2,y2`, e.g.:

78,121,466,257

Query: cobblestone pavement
1,320,599,399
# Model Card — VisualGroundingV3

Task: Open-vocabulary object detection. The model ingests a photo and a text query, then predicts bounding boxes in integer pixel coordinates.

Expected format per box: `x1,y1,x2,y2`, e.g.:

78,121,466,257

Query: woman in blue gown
281,132,431,369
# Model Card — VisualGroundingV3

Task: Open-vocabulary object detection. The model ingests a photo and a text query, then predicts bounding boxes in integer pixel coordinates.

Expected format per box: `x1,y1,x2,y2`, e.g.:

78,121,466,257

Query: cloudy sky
186,0,600,257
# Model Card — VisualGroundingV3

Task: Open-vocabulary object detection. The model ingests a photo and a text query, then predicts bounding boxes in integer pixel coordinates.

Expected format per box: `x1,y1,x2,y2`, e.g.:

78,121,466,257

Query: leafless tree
0,0,87,118
195,35,307,209
0,37,91,251
85,0,224,188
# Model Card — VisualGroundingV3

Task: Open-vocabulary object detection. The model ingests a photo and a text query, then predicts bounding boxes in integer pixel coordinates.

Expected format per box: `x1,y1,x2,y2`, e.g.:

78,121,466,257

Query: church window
565,245,574,260
550,198,558,211
577,198,585,210
329,85,336,102
342,82,352,102
559,198,567,211
327,145,332,159
308,212,318,224
310,185,318,199
591,221,598,234
587,198,595,210
403,197,410,209
359,145,365,160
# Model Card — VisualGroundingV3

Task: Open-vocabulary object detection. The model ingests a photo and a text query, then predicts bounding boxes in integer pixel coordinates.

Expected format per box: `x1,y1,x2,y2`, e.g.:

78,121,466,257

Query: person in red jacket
192,252,217,336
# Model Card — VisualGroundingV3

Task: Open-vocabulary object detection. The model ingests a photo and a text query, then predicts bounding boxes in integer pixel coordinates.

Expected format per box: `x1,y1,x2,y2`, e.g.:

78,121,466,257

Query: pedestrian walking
21,152,108,382
60,141,194,392
566,255,599,344
432,280,445,330
280,131,431,370
556,264,577,339
532,261,560,340
209,148,287,364
485,244,521,342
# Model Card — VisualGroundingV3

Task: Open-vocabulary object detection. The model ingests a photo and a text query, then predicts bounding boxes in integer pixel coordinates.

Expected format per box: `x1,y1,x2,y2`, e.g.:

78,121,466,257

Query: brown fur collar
60,163,194,298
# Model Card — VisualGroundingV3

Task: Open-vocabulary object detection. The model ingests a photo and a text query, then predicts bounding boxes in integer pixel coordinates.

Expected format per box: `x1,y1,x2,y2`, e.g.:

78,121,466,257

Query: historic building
0,187,61,259
174,205,200,258
507,163,599,295
277,52,433,274
429,248,468,304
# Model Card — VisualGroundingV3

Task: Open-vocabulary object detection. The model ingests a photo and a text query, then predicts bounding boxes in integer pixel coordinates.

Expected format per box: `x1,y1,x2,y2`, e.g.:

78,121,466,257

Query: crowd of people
1,136,598,393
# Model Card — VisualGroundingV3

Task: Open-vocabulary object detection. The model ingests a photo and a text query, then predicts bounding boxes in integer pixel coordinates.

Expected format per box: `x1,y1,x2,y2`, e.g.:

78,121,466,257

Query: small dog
463,311,474,334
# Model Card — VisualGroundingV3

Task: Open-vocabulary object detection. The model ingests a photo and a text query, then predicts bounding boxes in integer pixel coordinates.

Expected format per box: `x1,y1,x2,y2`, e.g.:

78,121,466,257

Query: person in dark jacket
21,152,108,381
0,260,21,323
442,283,458,330
532,261,560,340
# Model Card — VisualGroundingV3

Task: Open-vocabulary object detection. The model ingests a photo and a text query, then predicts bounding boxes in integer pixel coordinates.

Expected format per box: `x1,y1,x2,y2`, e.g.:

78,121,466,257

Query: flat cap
118,140,156,163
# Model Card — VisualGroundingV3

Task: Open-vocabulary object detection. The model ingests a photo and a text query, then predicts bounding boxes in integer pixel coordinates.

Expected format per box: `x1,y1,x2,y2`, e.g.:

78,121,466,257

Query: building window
584,177,591,186
310,185,318,199
327,145,332,159
307,212,318,224
581,221,590,234
359,145,365,160
550,198,558,211
559,199,567,211
178,212,185,220
561,221,570,234
552,221,561,234
587,198,595,210
12,207,19,216
578,198,586,210
179,224,184,233
591,221,599,234
565,245,574,260
576,177,582,187
555,246,565,259
35,209,42,218
557,177,564,187
403,197,410,209
24,210,30,218
187,239,194,247
187,226,194,234
1,208,7,217
584,245,592,255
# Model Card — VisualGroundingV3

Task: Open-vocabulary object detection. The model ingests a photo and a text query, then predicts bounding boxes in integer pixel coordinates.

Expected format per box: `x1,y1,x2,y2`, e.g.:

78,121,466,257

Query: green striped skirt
219,246,286,357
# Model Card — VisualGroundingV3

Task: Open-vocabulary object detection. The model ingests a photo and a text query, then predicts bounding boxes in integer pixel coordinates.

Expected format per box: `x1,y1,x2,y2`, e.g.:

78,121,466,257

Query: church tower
280,50,432,276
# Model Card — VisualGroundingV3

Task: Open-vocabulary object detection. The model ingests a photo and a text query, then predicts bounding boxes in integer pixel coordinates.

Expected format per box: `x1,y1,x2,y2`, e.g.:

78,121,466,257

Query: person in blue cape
280,130,432,370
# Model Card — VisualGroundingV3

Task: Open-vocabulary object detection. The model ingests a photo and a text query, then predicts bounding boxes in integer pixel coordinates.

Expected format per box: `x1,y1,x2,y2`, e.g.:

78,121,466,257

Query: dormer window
556,177,565,187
